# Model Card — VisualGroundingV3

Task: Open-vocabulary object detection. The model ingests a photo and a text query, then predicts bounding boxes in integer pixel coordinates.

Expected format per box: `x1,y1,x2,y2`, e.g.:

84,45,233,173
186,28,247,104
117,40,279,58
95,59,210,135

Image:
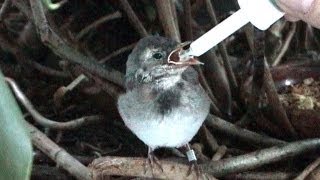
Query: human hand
276,0,320,28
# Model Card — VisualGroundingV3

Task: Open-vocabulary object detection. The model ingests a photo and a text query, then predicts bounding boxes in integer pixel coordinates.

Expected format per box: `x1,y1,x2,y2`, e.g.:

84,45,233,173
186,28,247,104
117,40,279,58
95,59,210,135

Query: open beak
167,42,203,66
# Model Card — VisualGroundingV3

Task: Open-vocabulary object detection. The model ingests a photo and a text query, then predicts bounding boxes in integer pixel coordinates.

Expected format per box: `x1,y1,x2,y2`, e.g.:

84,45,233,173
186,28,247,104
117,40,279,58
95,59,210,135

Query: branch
203,139,320,177
26,122,92,180
206,114,286,147
272,23,296,66
294,157,320,180
99,42,135,63
118,0,148,37
225,171,296,180
89,156,215,180
90,139,320,178
11,0,32,20
155,0,181,42
264,60,297,137
6,77,104,130
0,0,11,21
76,11,122,40
204,0,238,93
29,0,124,86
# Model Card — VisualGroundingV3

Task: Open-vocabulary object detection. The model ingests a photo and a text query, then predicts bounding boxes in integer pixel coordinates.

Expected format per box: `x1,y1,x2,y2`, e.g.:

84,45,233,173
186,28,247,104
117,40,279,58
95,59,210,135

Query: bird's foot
187,160,202,178
144,147,164,175
186,148,202,176
184,145,204,179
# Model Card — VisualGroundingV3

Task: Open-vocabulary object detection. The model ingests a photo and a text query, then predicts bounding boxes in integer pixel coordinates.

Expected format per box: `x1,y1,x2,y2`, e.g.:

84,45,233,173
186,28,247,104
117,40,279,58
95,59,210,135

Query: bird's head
125,36,201,90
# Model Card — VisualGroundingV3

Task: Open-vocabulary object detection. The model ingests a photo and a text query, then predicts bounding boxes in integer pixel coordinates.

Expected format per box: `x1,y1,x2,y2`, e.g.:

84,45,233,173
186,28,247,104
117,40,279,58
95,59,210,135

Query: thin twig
196,67,221,116
155,0,181,42
76,11,122,40
29,0,124,86
99,42,135,63
11,0,33,20
183,0,192,40
200,125,219,153
294,157,320,180
53,74,88,107
272,23,296,66
178,2,222,116
203,139,320,177
0,0,11,21
0,26,69,78
206,114,286,147
86,74,123,99
191,19,232,116
118,0,148,37
225,171,296,180
264,60,298,137
5,77,104,130
26,122,92,180
90,156,216,180
204,0,238,93
211,145,227,161
192,143,211,162
307,165,320,180
29,60,69,78
90,139,320,178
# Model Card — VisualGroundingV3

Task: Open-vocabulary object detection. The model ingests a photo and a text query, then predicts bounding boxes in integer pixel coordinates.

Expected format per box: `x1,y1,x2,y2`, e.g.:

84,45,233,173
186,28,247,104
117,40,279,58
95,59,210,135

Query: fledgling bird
117,36,210,171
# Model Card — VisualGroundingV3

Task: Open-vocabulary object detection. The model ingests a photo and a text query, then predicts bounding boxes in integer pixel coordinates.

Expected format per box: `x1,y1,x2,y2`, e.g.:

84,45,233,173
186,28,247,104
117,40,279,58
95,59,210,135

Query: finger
276,0,315,14
284,14,300,22
277,0,320,28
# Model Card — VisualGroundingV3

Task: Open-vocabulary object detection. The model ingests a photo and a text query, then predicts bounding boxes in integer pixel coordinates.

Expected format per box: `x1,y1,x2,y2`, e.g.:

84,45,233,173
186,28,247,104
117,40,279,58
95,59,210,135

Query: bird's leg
182,144,202,177
144,147,164,175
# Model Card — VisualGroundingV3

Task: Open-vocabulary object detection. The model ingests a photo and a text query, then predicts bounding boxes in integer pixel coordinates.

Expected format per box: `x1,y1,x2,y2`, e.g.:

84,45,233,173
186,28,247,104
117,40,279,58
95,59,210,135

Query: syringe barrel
188,9,248,57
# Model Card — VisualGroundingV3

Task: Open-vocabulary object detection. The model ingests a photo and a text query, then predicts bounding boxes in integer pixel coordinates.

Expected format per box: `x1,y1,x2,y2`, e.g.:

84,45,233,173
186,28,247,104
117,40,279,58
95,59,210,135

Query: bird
117,35,210,173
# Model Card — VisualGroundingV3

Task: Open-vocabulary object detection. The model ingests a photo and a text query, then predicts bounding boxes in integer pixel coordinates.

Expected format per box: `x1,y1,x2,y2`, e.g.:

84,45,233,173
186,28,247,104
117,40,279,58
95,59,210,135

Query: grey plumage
117,36,210,151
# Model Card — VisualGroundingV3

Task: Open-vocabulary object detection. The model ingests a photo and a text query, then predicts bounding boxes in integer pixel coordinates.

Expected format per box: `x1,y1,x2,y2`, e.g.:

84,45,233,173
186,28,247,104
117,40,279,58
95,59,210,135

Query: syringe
181,0,284,58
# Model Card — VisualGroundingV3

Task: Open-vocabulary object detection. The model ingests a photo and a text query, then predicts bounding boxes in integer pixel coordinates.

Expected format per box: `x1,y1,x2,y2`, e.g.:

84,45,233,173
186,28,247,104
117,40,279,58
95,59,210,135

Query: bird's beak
167,42,203,66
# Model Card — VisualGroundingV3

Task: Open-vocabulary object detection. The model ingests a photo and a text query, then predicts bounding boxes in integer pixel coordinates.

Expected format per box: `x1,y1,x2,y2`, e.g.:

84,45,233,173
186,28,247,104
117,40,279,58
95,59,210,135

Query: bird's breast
117,83,210,149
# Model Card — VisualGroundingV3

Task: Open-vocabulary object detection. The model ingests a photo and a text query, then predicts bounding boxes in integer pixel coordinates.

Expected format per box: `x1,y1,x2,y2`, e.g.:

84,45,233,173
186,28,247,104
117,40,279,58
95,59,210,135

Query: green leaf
0,71,33,180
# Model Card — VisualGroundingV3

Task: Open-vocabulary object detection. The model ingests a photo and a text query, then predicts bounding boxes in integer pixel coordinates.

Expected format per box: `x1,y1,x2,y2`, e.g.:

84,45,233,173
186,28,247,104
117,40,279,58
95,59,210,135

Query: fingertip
277,0,315,14
284,14,300,22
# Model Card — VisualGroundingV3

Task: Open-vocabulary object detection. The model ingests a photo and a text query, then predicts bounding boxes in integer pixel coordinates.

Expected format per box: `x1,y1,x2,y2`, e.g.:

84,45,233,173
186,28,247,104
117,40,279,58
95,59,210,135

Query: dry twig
294,157,320,180
225,171,296,180
183,0,192,40
204,0,238,93
272,23,297,66
76,11,122,40
155,0,181,42
206,114,286,147
99,42,135,63
11,0,32,20
6,77,104,130
211,145,227,161
0,0,11,21
26,122,92,180
203,138,320,177
29,0,124,86
118,0,148,37
90,139,320,178
263,60,297,137
90,156,215,180
200,125,219,153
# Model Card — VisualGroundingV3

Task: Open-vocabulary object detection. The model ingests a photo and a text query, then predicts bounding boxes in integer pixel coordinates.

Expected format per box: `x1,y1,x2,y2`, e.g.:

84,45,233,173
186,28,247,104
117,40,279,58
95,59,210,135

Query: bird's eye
152,52,163,59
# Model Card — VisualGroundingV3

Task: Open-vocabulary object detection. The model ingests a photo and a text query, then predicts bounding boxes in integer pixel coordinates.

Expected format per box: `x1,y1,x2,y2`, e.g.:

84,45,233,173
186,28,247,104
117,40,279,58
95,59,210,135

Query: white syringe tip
187,9,248,57
186,0,284,57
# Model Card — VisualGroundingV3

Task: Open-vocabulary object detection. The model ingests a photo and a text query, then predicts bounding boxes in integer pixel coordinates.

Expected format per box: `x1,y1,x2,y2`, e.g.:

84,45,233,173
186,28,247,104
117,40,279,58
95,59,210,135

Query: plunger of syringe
183,0,284,57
